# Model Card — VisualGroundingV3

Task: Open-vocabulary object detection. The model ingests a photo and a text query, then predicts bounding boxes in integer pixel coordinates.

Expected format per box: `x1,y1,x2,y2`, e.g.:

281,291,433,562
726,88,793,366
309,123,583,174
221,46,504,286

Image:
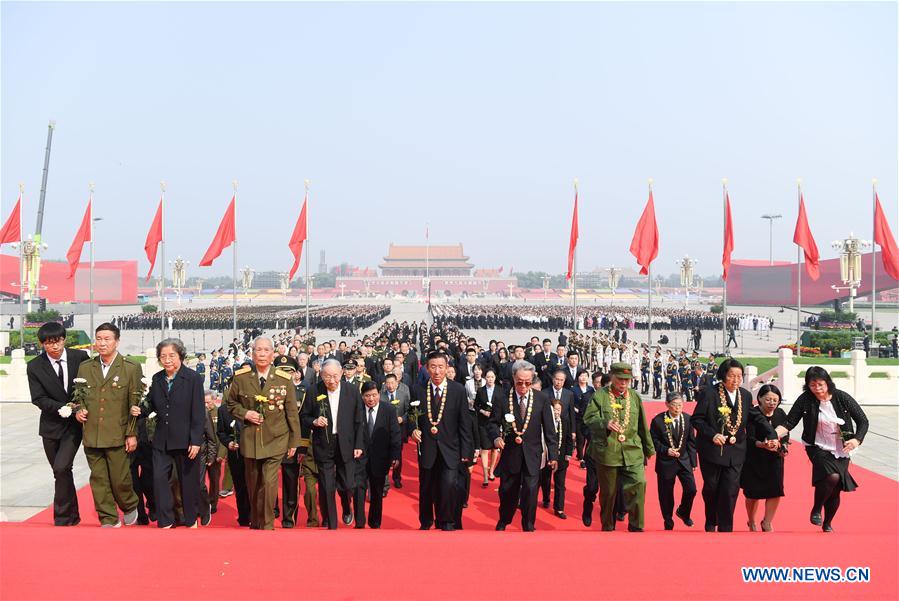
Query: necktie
519,395,527,420
555,390,561,401
673,417,681,442
260,376,266,389
389,392,394,402
368,407,375,435
432,385,441,415
55,360,65,390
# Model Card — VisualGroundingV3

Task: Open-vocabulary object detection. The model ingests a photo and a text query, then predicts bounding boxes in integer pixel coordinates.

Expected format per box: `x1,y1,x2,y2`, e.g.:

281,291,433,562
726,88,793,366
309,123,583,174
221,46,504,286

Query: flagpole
232,180,238,343
871,178,877,350
88,183,95,344
796,179,802,358
571,179,578,330
722,178,729,355
160,181,167,340
647,178,653,349
304,179,310,331
18,184,25,349
425,223,430,306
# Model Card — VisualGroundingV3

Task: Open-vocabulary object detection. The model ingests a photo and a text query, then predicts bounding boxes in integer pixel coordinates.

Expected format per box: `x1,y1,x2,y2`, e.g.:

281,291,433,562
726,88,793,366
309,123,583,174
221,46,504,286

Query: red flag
0,196,21,244
144,198,163,282
66,199,92,279
287,195,308,280
566,190,579,281
792,192,820,281
498,266,504,274
199,196,236,267
629,190,659,275
874,192,899,280
722,192,734,280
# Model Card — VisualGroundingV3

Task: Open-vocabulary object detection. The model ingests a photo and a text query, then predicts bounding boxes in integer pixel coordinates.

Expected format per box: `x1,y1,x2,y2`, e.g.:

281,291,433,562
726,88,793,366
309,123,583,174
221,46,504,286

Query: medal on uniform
430,426,438,435
515,436,523,444
729,436,736,445
617,434,626,443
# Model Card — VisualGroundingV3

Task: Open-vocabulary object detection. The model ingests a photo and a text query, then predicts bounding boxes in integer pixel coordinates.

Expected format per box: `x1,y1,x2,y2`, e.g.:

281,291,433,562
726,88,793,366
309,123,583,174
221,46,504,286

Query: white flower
57,405,73,418
504,413,515,423
73,378,87,384
147,412,157,419
230,420,236,428
410,401,421,407
141,377,151,386
113,376,119,382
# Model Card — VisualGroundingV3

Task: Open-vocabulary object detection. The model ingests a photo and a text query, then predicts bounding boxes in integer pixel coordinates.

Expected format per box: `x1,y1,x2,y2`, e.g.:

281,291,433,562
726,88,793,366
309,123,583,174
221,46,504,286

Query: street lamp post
761,214,783,265
169,256,188,305
240,266,254,301
677,255,697,308
607,266,621,306
541,276,550,303
831,233,871,313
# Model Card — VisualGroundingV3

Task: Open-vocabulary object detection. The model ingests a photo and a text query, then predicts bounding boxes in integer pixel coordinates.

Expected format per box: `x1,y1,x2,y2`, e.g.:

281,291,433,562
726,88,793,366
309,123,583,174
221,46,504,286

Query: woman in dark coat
741,384,789,532
775,367,868,532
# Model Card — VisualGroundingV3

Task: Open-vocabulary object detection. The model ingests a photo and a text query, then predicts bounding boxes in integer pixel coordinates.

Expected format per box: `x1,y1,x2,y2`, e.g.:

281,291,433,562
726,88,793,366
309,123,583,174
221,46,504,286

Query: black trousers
205,461,221,511
317,449,355,530
281,461,301,526
152,448,203,528
419,452,458,528
42,432,82,526
641,373,650,395
454,462,471,529
390,443,404,484
583,454,599,508
699,458,740,532
540,460,569,511
130,442,155,521
227,450,251,526
653,376,662,399
498,467,539,530
657,467,696,521
358,461,388,528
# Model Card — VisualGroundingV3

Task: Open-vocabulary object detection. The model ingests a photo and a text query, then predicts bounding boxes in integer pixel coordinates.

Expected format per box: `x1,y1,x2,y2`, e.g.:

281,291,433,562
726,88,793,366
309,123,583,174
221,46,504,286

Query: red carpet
2,402,897,600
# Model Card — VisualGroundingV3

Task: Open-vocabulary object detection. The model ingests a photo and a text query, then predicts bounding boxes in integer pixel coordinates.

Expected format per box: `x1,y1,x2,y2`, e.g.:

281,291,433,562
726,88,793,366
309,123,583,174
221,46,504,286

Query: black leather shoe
382,488,388,498
354,524,366,529
664,519,674,530
441,524,456,531
523,526,536,532
554,510,567,520
462,502,468,509
810,511,823,526
495,522,506,531
582,503,593,527
542,500,550,509
704,523,717,532
579,461,586,469
342,512,353,526
627,524,643,532
282,521,294,529
210,506,218,514
419,523,432,530
273,506,280,519
616,512,626,522
676,508,694,527
822,523,834,532
394,481,403,489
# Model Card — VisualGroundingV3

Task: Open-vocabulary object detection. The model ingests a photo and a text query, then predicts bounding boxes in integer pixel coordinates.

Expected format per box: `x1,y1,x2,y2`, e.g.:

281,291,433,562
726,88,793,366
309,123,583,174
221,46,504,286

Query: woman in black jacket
776,367,868,532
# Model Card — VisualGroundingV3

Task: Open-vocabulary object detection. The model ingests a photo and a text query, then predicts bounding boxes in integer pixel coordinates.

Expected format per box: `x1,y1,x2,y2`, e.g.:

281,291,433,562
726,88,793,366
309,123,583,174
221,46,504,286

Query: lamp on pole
761,214,782,265
169,256,188,305
541,275,550,303
677,255,697,308
240,266,254,301
607,266,621,306
831,233,871,313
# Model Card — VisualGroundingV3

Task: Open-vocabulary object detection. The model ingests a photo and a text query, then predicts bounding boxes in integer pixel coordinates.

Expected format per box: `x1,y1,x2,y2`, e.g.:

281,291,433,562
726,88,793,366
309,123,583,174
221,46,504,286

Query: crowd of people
112,304,390,333
28,315,869,535
433,304,772,334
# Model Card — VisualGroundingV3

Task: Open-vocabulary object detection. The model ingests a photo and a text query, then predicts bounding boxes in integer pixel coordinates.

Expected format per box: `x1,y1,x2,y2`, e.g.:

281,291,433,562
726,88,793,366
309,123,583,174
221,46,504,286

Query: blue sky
2,1,896,278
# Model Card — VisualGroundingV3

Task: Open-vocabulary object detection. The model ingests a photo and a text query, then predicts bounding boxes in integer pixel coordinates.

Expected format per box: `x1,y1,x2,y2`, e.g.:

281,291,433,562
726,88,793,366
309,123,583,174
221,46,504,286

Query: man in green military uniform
225,337,301,530
75,322,142,527
583,362,655,532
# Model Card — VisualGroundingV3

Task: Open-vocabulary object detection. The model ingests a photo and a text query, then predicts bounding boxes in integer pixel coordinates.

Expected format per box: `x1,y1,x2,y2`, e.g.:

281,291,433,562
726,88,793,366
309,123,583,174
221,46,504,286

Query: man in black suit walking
489,360,558,532
27,322,90,526
540,369,576,518
410,351,474,531
650,393,697,530
356,381,401,528
216,403,250,526
301,358,365,529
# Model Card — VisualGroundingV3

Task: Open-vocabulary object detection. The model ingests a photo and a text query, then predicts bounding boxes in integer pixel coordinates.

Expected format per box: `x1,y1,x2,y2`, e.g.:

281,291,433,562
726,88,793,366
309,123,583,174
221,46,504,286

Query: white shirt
812,399,849,458
328,384,341,435
100,353,118,379
553,387,563,400
48,349,69,393
365,403,379,428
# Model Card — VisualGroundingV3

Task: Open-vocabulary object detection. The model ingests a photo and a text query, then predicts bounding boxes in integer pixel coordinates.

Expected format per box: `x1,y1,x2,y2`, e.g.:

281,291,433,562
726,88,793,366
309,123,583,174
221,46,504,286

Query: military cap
610,362,634,379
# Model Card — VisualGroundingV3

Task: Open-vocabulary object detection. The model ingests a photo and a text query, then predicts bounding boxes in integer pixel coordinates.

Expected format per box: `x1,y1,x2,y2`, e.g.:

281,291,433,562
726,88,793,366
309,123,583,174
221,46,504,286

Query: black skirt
740,408,787,500
805,445,858,492
477,413,495,450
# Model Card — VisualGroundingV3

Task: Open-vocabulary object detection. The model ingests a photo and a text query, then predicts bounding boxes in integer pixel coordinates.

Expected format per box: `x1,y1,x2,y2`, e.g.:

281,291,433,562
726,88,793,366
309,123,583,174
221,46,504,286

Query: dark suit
532,351,554,388
411,380,474,530
355,402,402,528
691,385,775,532
561,365,586,390
300,382,365,529
540,388,577,511
381,387,411,485
145,367,206,528
216,405,250,526
488,390,559,531
455,361,478,383
650,412,697,524
27,348,89,526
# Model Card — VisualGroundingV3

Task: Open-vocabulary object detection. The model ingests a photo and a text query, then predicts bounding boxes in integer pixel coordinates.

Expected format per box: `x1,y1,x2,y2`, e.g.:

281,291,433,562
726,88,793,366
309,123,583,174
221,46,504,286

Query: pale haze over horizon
2,1,897,279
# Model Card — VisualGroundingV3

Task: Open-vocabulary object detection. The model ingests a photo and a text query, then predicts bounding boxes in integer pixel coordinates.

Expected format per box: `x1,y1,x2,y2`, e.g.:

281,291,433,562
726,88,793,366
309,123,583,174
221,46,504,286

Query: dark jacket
300,381,365,463
781,389,868,447
650,411,697,477
27,348,90,439
146,366,206,451
487,389,558,476
691,384,776,467
410,380,474,470
361,401,402,476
